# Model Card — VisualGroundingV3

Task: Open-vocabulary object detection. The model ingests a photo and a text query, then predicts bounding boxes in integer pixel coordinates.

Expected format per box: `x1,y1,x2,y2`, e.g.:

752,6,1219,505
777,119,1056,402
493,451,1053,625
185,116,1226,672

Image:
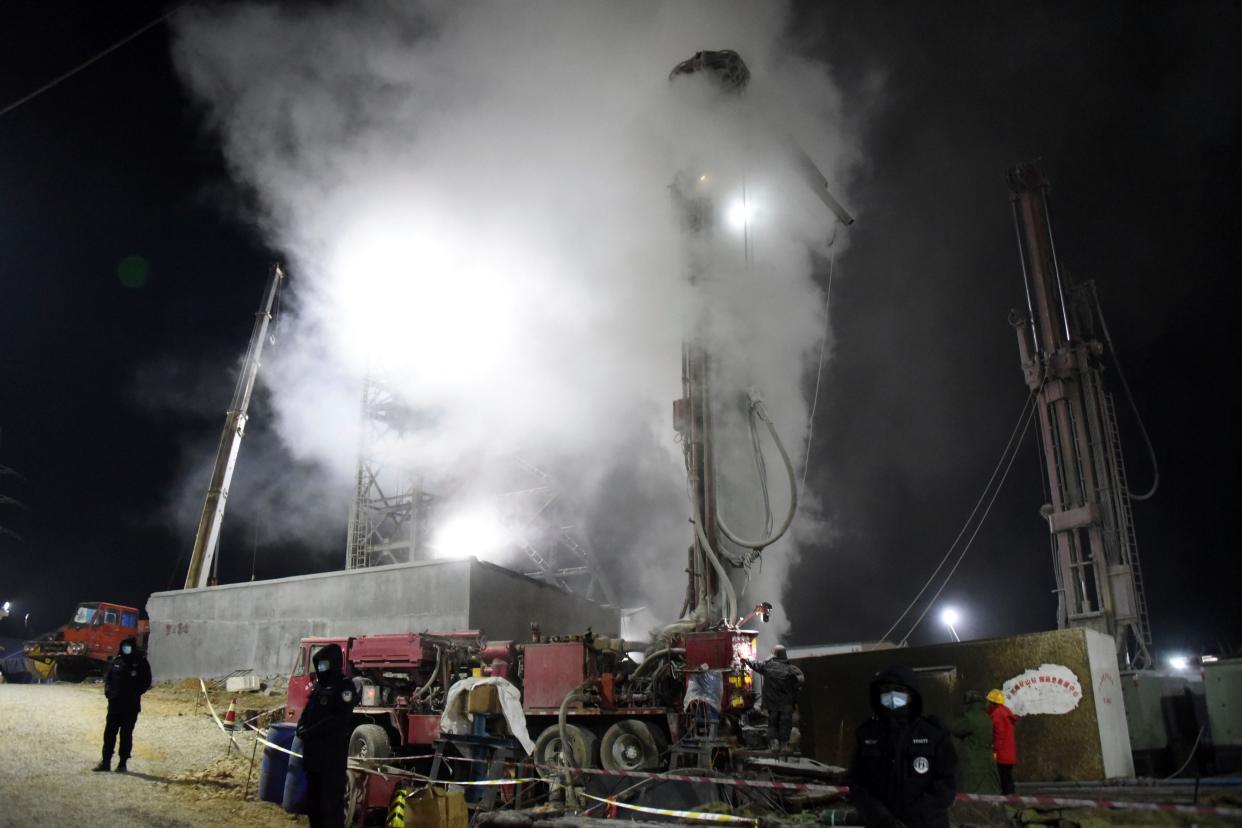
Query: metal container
1205,657,1242,771
281,734,307,814
794,628,1134,781
258,723,297,804
522,642,585,710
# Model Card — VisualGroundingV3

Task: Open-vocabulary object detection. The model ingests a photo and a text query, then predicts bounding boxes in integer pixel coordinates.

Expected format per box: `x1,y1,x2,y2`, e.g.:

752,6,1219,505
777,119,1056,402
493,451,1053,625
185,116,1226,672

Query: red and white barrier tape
198,678,241,751
534,762,831,792
955,791,1242,818
578,792,758,826
199,683,1240,819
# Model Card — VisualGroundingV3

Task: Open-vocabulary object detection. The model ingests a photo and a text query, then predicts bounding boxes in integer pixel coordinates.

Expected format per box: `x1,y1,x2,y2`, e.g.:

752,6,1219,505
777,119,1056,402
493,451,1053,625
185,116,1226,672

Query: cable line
1088,282,1159,501
0,6,180,120
898,398,1039,644
877,386,1039,645
799,228,839,498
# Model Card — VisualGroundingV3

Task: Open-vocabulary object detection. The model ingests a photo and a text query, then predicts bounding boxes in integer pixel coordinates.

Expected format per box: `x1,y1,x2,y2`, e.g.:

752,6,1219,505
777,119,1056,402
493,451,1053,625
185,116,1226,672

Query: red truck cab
285,636,350,725
23,601,148,681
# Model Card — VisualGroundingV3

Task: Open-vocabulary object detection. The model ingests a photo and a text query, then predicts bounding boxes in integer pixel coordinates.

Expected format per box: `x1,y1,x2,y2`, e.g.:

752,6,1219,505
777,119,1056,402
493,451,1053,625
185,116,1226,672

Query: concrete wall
1085,628,1135,778
467,561,621,640
794,628,1135,782
147,558,619,679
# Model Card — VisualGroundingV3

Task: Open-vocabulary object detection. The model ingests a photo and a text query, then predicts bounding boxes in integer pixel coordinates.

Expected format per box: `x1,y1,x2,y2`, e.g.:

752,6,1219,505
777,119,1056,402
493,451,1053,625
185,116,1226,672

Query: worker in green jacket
951,690,1000,794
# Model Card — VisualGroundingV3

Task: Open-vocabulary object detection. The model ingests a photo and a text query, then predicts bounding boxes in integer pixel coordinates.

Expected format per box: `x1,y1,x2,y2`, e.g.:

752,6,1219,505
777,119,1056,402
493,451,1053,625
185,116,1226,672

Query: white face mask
879,690,910,710
316,659,331,673
121,645,133,655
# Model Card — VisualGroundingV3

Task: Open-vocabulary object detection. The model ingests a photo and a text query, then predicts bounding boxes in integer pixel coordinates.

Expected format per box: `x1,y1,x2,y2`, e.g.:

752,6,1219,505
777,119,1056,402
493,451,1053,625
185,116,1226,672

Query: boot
116,759,129,773
93,756,112,772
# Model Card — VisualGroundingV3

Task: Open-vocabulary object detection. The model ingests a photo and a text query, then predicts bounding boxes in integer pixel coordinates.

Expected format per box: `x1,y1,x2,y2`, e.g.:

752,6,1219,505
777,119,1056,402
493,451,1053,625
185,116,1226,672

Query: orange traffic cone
224,698,238,731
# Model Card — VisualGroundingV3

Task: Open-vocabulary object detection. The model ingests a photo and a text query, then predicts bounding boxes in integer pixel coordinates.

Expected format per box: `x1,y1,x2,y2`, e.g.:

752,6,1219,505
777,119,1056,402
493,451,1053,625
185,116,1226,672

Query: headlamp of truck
68,642,86,655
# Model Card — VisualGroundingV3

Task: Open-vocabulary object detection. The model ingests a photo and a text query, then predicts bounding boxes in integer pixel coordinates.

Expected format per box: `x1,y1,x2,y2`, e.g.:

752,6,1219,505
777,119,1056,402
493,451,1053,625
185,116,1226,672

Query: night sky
1,2,1239,659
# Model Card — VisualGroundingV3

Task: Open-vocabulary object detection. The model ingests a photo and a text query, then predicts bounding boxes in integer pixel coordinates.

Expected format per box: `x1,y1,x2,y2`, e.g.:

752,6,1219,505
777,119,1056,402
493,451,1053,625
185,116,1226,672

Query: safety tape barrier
348,762,543,788
534,762,834,792
579,792,759,826
199,683,1240,819
440,753,833,793
240,702,287,727
243,721,302,759
198,678,242,751
952,791,1242,818
443,754,1242,819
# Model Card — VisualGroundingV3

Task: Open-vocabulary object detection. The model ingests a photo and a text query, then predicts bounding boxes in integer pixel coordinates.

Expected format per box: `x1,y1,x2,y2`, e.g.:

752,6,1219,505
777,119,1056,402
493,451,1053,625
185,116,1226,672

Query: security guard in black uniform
94,636,152,773
297,644,359,828
849,666,957,828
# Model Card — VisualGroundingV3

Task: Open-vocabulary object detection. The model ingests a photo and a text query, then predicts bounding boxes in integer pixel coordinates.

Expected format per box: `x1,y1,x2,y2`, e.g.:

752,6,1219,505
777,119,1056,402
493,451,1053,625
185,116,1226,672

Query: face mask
121,645,133,655
879,691,910,710
316,659,331,673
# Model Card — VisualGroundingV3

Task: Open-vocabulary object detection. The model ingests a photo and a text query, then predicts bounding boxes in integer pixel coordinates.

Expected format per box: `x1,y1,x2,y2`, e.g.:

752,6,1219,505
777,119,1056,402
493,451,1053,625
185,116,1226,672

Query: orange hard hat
986,689,1006,705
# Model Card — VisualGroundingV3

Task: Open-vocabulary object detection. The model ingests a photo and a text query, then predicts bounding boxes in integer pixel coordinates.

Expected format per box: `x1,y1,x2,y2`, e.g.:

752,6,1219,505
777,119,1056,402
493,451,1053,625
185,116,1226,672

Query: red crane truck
23,601,149,682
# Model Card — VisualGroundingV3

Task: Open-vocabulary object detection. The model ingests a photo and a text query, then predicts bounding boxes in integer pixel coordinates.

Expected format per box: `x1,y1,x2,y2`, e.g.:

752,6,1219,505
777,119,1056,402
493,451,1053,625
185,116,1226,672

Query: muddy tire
533,723,598,777
600,720,666,772
349,723,392,760
53,661,86,683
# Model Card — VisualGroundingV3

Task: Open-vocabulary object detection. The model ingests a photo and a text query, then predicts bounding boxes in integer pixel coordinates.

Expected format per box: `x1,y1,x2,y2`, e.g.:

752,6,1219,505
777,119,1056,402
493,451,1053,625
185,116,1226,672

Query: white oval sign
1001,663,1083,716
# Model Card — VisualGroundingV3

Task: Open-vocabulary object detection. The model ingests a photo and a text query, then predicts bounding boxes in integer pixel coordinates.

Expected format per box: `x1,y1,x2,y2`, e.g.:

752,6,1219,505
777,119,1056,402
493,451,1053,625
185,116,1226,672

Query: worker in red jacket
986,689,1018,793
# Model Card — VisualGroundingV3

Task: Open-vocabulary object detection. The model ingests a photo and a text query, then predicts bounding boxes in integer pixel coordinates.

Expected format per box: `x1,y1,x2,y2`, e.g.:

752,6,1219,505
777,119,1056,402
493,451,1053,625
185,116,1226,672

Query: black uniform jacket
104,637,153,710
849,666,958,828
297,644,359,771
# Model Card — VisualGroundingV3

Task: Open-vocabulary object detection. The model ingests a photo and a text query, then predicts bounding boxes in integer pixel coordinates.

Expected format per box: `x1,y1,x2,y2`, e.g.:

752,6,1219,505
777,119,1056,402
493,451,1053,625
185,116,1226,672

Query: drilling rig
667,50,850,632
1006,162,1153,670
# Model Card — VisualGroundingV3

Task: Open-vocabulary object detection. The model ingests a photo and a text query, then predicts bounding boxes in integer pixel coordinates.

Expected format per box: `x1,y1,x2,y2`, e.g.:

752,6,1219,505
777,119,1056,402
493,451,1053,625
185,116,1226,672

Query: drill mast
1007,163,1152,669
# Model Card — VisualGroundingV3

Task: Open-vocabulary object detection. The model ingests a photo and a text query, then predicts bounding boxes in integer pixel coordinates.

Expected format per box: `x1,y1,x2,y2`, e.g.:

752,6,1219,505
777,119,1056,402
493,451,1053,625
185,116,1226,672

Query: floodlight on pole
940,606,961,642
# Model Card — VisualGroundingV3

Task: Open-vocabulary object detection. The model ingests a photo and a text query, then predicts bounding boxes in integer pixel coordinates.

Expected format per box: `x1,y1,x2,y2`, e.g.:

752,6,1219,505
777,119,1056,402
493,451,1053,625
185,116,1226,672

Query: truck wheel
53,662,85,683
533,724,598,776
601,720,666,772
349,723,392,760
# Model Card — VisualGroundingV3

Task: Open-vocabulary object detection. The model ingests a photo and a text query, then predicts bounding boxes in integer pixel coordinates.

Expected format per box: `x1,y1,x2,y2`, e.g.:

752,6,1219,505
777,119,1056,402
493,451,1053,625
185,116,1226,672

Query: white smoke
172,0,859,640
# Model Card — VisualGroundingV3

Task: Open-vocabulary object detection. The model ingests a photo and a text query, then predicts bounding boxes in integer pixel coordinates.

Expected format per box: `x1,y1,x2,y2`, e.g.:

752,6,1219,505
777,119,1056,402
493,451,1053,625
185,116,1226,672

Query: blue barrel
281,734,308,814
258,723,297,804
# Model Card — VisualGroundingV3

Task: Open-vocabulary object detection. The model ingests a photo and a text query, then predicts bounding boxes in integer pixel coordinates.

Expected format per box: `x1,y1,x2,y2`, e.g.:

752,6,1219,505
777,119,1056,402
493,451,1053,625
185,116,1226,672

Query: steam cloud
172,0,859,641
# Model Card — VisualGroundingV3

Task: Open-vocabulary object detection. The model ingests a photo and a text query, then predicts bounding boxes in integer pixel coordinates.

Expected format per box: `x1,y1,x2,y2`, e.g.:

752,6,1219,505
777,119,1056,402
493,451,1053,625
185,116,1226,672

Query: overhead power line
897,399,1039,644
878,386,1040,645
0,5,180,120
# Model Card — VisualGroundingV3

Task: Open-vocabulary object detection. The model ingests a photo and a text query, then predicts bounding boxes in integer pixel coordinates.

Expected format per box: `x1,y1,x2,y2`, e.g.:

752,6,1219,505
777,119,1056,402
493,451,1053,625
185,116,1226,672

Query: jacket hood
869,665,924,717
118,636,140,657
313,643,344,679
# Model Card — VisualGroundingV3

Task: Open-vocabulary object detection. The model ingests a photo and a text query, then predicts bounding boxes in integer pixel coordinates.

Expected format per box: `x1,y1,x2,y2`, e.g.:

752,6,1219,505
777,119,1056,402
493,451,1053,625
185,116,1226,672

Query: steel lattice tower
343,378,616,606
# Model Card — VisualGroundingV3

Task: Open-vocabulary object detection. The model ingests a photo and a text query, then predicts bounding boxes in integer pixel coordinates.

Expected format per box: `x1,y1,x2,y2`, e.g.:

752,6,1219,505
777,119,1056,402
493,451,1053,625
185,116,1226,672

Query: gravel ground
0,682,301,828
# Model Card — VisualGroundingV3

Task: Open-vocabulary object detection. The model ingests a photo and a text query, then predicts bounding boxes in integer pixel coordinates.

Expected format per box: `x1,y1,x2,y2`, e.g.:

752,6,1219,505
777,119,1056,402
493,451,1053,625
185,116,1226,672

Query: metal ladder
1103,392,1153,651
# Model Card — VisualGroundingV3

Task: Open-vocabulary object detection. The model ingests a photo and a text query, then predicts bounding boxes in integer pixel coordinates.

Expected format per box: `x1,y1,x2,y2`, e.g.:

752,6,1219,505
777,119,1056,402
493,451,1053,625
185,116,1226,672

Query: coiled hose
715,397,798,552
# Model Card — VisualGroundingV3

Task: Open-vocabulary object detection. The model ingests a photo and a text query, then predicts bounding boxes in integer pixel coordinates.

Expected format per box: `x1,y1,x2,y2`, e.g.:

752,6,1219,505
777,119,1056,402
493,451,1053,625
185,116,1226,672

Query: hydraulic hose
632,647,686,679
693,508,737,623
715,399,798,551
414,645,443,701
556,682,592,771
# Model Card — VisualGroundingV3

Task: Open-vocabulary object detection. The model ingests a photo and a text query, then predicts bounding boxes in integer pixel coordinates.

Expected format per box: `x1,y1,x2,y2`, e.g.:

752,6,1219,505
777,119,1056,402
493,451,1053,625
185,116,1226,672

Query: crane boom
183,264,284,589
